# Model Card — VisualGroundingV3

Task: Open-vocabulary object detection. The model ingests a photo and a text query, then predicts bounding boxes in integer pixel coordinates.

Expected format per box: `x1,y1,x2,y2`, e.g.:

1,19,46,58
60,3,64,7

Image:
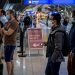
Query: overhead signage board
53,0,74,4
24,0,52,4
24,0,75,4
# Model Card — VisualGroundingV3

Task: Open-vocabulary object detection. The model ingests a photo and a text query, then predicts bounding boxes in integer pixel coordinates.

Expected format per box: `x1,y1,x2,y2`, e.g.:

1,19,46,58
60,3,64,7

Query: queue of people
0,9,18,75
0,8,75,75
0,9,32,75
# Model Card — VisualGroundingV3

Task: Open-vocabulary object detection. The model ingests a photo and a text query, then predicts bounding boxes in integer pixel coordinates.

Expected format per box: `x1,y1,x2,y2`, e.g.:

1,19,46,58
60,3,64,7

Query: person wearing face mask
45,12,66,75
2,10,18,75
48,20,53,28
6,15,11,21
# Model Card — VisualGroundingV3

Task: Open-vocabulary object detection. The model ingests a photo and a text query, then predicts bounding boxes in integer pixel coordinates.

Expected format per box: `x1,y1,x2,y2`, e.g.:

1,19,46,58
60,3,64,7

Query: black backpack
53,30,70,56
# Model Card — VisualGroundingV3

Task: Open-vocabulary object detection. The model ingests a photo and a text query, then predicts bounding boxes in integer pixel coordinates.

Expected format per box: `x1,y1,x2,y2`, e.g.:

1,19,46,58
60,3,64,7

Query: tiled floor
0,19,70,75
3,47,68,75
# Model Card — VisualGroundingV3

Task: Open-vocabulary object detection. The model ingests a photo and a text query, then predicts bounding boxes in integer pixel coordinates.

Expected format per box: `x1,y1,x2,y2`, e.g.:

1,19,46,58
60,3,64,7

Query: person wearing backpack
67,10,75,75
45,12,68,75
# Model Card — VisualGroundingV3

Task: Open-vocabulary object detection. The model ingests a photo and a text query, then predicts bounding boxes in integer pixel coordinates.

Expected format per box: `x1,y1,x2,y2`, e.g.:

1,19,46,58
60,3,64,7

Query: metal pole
18,22,27,57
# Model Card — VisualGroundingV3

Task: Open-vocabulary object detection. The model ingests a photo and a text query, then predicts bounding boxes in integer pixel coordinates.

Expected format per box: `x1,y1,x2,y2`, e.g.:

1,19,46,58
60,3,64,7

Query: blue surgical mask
48,21,52,27
6,15,11,20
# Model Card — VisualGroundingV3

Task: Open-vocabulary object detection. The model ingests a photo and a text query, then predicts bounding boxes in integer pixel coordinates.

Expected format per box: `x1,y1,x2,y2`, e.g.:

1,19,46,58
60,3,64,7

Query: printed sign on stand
28,28,43,50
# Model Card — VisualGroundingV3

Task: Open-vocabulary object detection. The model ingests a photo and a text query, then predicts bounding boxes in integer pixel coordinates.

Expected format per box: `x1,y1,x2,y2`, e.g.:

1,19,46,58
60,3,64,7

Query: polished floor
3,35,68,75
3,47,68,75
3,22,69,75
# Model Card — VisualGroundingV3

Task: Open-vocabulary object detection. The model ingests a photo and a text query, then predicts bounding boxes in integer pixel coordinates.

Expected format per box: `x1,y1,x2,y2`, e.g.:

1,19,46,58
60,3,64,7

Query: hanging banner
28,28,43,49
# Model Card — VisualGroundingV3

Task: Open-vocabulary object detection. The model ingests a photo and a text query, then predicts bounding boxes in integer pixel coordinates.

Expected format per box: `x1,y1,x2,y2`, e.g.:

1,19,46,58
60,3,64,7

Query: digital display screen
24,0,75,4
24,0,52,4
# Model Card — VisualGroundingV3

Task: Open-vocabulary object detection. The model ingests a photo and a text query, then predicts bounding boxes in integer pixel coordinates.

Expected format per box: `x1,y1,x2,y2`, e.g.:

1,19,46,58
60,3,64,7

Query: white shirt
0,16,8,25
66,23,72,34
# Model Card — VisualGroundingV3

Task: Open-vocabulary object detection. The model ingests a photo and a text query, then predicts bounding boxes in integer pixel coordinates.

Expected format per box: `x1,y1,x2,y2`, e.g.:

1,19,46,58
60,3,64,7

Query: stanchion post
18,31,27,57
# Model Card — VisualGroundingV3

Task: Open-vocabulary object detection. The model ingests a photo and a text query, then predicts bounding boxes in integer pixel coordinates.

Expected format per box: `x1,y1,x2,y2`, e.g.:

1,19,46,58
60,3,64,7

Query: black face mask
6,15,11,20
63,20,68,26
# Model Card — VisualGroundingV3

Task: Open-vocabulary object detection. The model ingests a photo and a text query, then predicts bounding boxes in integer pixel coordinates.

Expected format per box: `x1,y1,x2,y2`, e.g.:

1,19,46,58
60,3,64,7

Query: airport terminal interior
0,0,75,75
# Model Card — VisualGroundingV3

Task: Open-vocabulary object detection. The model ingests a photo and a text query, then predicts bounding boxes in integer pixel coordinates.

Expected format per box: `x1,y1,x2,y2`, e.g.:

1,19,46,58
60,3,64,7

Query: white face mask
48,20,52,27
